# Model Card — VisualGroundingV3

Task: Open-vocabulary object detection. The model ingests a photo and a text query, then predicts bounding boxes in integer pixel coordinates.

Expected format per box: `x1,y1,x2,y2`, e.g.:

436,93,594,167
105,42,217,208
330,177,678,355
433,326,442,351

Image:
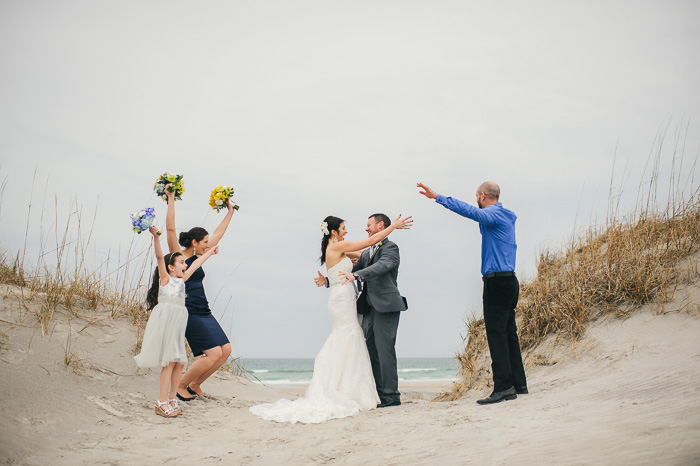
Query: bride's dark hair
319,215,344,265
145,252,182,311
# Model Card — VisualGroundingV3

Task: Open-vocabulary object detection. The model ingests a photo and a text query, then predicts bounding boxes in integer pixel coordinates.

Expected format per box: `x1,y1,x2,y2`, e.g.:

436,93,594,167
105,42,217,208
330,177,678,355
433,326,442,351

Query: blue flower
130,207,160,234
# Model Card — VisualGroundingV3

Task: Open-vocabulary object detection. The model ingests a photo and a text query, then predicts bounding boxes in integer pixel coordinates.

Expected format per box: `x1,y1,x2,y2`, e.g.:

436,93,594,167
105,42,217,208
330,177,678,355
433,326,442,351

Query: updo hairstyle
179,227,209,249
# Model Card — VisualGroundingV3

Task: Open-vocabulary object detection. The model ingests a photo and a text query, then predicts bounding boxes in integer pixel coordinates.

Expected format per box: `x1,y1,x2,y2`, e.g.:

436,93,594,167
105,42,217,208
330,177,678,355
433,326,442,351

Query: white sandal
155,399,178,418
169,398,182,415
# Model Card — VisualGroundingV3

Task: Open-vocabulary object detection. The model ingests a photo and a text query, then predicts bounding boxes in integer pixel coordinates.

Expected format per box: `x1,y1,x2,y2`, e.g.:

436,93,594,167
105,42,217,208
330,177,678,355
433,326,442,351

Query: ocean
241,357,458,386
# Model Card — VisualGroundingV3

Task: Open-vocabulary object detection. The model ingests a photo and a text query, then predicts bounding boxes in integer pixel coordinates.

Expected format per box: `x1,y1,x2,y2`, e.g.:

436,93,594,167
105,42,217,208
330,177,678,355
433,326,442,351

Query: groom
316,213,407,408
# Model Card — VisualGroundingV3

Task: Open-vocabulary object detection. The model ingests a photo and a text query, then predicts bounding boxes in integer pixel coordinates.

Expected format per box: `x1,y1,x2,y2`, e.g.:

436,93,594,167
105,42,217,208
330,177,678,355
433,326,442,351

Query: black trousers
361,307,401,404
482,275,527,392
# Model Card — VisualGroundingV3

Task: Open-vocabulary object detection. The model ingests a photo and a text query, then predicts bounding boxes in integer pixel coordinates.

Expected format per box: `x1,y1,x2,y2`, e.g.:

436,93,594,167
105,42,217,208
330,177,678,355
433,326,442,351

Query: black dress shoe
476,387,517,405
176,392,198,402
515,386,528,395
377,400,402,408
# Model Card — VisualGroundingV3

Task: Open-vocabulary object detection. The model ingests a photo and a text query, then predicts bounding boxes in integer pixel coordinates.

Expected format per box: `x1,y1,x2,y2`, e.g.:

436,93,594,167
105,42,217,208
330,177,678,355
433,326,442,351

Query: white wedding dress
250,257,380,423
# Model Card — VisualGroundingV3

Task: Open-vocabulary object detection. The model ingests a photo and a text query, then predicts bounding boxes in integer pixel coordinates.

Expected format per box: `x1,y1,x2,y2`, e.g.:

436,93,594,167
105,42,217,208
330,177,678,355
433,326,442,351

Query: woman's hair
145,252,183,311
179,227,209,249
319,215,344,265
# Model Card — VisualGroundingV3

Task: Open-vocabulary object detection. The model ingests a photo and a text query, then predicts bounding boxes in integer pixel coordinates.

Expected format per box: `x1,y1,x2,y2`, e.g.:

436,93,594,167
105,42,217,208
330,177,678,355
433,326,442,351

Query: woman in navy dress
164,186,236,401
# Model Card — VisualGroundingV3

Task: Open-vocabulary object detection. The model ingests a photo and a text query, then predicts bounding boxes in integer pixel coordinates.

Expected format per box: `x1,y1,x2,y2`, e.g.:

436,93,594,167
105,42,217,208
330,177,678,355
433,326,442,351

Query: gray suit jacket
353,239,407,314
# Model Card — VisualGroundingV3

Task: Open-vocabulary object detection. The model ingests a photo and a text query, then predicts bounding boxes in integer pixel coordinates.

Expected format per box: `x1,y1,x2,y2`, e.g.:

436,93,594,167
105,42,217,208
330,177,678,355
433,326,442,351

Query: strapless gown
249,257,380,423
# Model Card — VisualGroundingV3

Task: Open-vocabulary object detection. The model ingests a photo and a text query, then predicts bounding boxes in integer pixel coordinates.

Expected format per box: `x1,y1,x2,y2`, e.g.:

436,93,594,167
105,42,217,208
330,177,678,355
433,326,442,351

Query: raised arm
208,198,236,248
330,215,412,255
437,195,501,225
345,250,362,260
184,245,219,281
150,226,170,286
417,182,499,225
165,186,180,254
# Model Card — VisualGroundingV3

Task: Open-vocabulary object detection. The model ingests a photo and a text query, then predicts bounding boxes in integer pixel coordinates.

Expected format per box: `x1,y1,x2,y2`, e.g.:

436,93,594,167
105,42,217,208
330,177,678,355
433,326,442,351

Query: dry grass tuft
219,357,249,377
0,252,27,287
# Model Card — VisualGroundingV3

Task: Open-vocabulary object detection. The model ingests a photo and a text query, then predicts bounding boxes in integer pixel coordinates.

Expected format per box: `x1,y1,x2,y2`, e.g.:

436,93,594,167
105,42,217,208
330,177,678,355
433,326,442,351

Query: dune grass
437,142,700,401
0,200,149,331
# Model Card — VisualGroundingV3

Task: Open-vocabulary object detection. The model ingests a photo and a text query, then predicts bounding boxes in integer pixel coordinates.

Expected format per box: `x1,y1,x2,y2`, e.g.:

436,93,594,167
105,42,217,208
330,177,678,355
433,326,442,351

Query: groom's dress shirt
435,194,517,276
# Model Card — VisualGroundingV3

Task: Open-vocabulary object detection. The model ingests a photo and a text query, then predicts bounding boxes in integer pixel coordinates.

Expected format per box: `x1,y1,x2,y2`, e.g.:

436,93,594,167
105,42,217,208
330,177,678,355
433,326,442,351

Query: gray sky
1,0,699,357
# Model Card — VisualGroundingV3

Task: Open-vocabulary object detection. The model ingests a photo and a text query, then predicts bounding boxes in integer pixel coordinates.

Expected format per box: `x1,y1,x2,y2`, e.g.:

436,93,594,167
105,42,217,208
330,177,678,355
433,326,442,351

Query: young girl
134,226,219,417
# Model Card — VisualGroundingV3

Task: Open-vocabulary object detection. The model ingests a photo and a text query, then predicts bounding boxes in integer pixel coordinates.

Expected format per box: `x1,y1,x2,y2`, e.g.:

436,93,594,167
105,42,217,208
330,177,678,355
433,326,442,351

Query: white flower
215,199,223,206
320,221,329,235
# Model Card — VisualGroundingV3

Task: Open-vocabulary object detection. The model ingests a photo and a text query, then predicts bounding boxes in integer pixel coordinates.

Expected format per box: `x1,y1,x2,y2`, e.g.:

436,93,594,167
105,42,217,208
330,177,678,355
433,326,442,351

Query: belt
483,271,516,279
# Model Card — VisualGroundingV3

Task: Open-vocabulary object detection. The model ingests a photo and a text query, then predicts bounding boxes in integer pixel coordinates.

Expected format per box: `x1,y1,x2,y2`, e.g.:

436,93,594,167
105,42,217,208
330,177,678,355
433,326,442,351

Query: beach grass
0,180,166,358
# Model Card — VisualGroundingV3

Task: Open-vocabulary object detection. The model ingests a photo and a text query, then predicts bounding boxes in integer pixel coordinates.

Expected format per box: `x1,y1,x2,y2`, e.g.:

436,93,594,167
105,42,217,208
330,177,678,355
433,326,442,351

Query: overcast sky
1,0,699,358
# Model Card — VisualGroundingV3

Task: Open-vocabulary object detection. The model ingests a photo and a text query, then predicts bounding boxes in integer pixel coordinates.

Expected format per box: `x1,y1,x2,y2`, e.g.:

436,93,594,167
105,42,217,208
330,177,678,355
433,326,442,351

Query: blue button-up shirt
436,194,517,276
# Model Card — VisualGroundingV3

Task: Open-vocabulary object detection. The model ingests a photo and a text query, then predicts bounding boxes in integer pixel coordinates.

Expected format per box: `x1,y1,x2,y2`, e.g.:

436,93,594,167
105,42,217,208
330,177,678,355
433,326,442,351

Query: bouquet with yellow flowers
209,186,240,212
154,173,185,201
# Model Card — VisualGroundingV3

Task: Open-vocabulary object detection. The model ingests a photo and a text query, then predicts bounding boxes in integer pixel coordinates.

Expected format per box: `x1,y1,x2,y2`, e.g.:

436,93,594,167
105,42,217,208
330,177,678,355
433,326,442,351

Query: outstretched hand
208,245,220,255
391,215,413,230
314,271,326,287
416,182,437,199
338,271,355,285
148,225,159,237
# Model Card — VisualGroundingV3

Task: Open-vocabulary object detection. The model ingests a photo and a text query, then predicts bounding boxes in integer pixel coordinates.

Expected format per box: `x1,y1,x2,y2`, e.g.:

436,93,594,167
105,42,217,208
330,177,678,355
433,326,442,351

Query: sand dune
1,283,699,465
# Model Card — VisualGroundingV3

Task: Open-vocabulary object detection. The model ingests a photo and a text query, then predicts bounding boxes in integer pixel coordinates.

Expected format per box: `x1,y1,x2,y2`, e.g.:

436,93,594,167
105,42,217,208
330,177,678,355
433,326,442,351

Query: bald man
417,181,527,405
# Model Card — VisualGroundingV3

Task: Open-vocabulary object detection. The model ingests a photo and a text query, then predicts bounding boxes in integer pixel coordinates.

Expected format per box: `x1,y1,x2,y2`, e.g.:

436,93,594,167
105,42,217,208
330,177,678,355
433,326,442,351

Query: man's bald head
478,181,500,201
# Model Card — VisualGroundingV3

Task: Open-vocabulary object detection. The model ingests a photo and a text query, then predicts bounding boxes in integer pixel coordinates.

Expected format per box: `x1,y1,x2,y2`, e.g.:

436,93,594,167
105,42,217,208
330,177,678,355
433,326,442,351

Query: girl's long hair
319,216,344,265
145,252,182,311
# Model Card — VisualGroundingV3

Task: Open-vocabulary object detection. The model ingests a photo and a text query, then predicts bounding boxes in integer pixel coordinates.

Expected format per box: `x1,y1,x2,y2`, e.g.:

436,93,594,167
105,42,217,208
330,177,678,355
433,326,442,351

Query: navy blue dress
184,256,230,357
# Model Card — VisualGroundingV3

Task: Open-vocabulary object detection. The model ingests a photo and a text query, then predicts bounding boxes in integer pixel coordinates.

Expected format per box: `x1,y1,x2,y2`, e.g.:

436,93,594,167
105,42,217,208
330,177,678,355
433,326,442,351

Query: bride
249,214,412,423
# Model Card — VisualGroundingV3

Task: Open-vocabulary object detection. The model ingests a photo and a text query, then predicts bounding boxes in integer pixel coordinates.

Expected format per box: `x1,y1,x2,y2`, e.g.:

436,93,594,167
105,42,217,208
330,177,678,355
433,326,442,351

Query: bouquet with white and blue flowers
131,207,161,235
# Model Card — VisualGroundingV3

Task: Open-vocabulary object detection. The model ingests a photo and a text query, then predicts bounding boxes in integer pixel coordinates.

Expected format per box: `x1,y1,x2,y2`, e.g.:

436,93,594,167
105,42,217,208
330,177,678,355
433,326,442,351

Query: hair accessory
321,222,329,235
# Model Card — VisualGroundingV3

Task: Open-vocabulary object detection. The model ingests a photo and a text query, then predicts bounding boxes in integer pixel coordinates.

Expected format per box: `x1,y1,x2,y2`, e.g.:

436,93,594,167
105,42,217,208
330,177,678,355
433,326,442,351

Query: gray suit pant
361,307,401,404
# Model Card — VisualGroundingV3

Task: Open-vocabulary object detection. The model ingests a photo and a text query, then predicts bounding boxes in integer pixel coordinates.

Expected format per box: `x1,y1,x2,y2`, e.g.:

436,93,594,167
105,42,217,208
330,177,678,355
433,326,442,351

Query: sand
1,284,699,465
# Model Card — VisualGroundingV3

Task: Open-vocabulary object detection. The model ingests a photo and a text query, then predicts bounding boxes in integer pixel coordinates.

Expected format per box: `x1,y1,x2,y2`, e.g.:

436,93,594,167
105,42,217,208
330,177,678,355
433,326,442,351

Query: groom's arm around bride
351,238,407,315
